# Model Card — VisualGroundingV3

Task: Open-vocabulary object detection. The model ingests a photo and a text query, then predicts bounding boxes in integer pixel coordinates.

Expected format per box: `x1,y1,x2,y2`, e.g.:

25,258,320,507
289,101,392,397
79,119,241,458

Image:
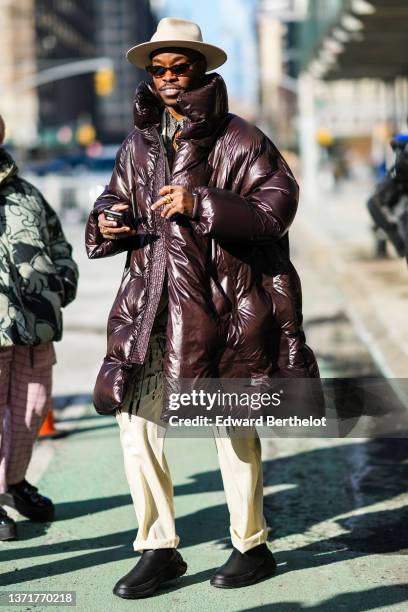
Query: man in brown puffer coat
85,18,320,599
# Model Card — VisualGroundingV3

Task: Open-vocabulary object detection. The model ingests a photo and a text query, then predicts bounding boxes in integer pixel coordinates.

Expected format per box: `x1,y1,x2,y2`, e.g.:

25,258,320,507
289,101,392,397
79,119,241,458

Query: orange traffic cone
39,404,68,439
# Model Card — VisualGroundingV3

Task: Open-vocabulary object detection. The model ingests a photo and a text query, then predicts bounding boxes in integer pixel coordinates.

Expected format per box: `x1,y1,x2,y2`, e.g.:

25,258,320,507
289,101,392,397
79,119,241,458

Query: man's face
148,51,205,107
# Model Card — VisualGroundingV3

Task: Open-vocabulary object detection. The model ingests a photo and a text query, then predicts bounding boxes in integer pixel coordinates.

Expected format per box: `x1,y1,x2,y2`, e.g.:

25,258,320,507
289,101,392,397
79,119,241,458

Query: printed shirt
151,109,185,336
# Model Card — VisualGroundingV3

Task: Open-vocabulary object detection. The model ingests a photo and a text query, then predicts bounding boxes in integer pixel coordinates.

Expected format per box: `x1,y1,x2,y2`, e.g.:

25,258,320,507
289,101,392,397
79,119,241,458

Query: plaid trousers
0,343,55,494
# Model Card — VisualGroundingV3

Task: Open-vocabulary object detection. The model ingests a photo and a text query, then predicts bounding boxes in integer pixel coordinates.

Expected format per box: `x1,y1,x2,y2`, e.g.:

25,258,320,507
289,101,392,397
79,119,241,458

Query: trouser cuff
133,535,180,552
230,526,268,554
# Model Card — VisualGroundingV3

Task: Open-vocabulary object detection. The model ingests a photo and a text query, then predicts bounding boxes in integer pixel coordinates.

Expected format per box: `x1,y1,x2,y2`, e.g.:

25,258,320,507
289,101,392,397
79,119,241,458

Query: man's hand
151,185,194,219
97,204,136,240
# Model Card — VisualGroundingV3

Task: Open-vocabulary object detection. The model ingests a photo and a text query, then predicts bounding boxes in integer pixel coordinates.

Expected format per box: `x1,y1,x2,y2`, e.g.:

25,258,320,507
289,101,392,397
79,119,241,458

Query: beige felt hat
127,17,227,72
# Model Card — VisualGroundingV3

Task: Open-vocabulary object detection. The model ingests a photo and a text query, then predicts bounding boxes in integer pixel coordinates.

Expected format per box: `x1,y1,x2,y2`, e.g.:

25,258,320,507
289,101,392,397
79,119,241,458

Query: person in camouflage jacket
0,115,78,540
0,150,78,345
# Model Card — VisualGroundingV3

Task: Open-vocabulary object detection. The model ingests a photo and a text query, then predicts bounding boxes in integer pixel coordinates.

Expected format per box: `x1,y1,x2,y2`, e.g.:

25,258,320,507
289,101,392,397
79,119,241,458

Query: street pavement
297,179,408,379
1,186,407,611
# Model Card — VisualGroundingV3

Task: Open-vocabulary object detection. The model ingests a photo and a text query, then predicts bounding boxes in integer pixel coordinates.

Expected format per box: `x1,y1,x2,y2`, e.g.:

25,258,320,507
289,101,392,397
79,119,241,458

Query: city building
296,0,408,197
94,0,157,143
257,0,307,147
34,0,97,145
0,0,38,147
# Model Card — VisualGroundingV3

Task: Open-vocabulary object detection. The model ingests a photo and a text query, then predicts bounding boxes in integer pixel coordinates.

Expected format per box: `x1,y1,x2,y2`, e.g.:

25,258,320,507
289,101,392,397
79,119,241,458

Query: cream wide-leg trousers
115,334,268,554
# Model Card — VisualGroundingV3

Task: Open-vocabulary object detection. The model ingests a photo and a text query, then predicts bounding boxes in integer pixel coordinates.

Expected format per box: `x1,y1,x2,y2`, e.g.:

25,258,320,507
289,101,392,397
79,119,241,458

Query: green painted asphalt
1,411,407,612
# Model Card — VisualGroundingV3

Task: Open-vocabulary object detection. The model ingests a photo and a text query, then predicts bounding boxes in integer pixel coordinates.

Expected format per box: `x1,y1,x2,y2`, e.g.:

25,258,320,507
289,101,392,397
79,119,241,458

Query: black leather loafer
1,480,54,522
210,543,277,588
0,507,16,541
113,548,187,599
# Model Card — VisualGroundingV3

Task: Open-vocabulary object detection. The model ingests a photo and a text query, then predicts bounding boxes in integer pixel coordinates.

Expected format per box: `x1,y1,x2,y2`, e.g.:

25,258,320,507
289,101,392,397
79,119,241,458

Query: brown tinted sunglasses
145,62,196,77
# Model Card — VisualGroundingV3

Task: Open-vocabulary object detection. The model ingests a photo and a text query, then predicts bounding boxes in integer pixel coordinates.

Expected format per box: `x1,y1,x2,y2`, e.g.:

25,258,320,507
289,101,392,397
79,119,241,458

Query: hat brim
126,40,227,72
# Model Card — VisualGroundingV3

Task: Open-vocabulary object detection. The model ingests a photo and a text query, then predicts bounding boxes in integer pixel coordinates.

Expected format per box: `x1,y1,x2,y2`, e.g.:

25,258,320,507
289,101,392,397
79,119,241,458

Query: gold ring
163,195,173,205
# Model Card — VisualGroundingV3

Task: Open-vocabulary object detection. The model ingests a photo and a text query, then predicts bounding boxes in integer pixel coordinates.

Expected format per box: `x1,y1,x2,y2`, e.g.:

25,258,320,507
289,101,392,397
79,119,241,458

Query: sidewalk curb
296,217,408,380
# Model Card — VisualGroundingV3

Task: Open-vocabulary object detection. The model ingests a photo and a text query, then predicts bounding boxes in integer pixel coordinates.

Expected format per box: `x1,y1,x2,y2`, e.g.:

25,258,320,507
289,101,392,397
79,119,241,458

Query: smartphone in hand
103,208,125,227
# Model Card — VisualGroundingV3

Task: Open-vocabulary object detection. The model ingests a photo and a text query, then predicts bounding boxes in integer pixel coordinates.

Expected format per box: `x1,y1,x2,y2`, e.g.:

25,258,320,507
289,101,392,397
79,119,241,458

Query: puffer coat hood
85,73,320,416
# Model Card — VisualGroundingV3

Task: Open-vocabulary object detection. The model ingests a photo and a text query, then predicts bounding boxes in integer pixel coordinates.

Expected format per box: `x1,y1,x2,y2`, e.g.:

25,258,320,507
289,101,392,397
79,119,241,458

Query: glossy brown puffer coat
85,72,320,415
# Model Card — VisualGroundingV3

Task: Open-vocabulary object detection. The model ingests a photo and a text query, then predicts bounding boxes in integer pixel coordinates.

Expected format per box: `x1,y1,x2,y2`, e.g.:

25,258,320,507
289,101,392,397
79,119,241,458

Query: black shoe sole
0,523,17,541
0,493,54,522
210,557,277,589
113,560,188,599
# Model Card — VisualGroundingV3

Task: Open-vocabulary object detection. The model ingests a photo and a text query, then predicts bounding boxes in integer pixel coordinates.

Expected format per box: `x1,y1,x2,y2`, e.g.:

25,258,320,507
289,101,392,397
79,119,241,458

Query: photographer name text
168,415,327,427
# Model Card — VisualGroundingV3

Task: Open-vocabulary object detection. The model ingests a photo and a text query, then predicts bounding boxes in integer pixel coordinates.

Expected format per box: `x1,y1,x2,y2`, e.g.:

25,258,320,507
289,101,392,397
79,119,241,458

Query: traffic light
76,123,96,146
94,68,115,96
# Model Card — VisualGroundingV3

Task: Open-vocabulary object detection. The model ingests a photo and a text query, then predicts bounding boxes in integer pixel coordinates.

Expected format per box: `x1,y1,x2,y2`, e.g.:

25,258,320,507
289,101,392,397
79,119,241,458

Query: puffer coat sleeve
85,134,137,260
190,130,298,242
45,199,78,307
